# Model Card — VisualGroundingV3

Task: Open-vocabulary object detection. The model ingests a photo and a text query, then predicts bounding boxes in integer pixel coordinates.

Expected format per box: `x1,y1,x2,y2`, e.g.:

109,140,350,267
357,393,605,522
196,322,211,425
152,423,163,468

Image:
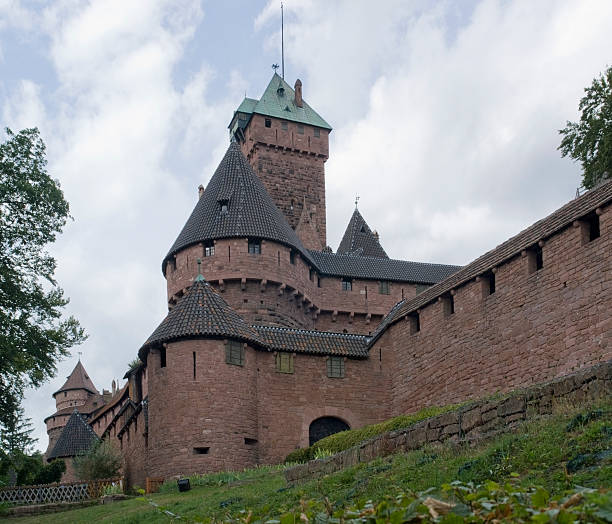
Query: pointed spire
53,360,99,397
164,142,314,270
337,208,389,259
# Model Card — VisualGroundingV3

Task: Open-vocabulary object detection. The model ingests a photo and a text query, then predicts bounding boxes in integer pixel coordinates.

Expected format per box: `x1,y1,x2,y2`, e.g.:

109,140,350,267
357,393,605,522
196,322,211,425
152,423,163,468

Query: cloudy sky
1,0,611,450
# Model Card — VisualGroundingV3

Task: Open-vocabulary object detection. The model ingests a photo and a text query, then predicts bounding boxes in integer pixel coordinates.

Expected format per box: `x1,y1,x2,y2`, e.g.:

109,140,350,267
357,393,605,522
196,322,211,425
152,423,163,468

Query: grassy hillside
8,398,611,523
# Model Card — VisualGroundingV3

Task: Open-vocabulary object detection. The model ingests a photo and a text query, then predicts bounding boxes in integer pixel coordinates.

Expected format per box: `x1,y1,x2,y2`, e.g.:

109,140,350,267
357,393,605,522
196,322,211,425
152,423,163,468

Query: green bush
285,404,459,463
74,440,122,480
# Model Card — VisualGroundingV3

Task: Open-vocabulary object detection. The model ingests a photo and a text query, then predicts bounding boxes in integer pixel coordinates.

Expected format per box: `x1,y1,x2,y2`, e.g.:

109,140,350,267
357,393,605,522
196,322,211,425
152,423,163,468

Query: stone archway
308,416,350,446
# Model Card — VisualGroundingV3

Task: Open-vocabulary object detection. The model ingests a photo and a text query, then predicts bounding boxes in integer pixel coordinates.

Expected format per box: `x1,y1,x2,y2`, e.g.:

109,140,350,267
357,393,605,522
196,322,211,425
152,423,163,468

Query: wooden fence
0,477,122,506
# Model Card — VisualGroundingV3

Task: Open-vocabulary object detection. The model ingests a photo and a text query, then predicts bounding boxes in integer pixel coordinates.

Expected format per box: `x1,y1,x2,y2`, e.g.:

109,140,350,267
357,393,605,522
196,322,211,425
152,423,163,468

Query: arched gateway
309,416,350,446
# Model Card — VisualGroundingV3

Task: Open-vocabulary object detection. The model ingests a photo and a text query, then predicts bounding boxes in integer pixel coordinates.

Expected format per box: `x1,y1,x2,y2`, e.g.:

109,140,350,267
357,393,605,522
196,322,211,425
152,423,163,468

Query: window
160,347,166,368
265,118,271,128
410,312,420,334
248,239,261,254
219,199,229,214
203,241,215,257
193,447,209,455
289,250,296,264
281,121,288,130
314,128,320,137
244,438,258,445
297,124,304,134
309,268,315,281
275,352,294,374
225,340,244,366
317,277,321,288
579,212,600,243
379,281,390,294
327,357,345,378
341,278,352,291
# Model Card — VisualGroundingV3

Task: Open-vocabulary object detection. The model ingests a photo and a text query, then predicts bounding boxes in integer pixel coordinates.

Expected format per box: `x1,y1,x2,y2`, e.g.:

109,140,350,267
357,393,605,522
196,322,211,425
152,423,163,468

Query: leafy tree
74,440,122,480
0,127,86,428
559,66,612,189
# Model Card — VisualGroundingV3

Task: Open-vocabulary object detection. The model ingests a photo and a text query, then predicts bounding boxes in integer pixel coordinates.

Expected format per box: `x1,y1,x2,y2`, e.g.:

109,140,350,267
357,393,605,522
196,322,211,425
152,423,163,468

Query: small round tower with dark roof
44,360,101,457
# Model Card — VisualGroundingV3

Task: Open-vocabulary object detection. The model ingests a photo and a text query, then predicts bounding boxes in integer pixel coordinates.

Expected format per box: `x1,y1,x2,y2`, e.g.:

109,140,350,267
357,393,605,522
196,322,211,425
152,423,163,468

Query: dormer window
219,199,229,214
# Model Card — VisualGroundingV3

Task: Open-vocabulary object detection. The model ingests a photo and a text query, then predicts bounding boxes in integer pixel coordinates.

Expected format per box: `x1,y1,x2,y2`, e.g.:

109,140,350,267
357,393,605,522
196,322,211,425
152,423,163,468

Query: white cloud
257,0,612,263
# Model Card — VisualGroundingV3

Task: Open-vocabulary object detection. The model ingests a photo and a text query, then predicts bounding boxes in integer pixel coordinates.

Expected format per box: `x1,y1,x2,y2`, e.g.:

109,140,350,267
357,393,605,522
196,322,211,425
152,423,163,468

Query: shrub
74,440,122,480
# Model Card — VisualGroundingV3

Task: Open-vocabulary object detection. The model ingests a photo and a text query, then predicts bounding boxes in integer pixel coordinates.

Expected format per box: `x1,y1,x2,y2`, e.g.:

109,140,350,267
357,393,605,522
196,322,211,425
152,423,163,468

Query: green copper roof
232,74,331,131
236,97,257,114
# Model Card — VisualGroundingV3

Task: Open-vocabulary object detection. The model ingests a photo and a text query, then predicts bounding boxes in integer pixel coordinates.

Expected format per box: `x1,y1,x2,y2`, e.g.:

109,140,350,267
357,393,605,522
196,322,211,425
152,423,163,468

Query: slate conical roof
164,142,314,269
139,277,261,360
47,410,99,461
53,360,98,397
338,208,388,259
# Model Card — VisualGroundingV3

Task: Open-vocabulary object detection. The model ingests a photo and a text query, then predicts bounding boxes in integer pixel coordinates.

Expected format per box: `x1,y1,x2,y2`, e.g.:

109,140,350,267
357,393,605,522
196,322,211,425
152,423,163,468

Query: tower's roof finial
355,195,360,209
195,258,205,282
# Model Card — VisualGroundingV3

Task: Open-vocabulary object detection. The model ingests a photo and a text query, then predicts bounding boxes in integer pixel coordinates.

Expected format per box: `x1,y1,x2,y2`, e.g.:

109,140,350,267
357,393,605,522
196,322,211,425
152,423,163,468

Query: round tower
44,360,99,458
139,274,260,478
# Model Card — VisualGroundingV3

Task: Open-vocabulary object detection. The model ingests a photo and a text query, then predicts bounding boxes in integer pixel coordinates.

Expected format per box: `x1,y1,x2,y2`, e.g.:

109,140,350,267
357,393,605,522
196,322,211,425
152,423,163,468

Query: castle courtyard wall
383,202,611,416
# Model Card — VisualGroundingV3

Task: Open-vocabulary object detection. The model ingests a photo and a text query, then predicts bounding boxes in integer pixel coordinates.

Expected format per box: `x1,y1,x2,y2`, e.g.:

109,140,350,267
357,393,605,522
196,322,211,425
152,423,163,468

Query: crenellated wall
381,201,611,416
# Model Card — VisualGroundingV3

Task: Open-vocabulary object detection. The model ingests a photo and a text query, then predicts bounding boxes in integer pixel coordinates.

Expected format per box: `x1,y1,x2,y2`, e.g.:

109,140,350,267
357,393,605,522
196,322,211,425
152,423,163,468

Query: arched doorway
309,416,350,446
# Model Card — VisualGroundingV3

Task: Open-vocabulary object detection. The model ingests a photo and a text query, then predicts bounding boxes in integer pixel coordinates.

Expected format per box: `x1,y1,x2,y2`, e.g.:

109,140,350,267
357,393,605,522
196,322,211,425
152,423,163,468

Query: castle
44,74,612,487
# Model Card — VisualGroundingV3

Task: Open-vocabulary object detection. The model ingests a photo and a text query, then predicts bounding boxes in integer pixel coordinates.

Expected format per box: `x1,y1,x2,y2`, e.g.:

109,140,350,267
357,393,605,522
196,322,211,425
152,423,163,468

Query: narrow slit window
410,312,420,334
309,268,315,281
193,351,196,380
290,250,296,264
535,245,543,270
327,357,345,378
489,273,496,295
160,347,167,368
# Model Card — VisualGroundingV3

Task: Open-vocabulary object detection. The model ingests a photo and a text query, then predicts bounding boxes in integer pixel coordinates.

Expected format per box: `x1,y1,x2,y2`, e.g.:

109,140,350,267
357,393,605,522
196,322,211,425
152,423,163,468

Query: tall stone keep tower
229,74,332,250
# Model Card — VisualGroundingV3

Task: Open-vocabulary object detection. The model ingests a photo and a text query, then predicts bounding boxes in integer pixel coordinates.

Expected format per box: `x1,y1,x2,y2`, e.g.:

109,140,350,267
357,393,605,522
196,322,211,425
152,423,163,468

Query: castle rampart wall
382,201,611,416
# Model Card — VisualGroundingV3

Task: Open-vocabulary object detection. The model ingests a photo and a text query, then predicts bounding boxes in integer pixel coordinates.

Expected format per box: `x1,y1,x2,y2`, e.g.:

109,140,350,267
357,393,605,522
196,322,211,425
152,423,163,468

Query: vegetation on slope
285,404,461,463
8,398,612,523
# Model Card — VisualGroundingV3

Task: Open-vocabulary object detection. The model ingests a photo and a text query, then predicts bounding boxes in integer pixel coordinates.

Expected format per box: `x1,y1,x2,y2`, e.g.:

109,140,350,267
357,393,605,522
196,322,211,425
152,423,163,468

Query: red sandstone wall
146,339,258,478
255,350,390,464
113,409,148,489
384,203,611,416
165,239,414,334
54,389,90,411
241,114,329,247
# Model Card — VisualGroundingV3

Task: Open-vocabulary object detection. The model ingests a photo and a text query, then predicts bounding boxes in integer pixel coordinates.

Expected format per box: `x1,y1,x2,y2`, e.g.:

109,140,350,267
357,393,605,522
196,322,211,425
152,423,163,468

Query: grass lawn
8,398,611,523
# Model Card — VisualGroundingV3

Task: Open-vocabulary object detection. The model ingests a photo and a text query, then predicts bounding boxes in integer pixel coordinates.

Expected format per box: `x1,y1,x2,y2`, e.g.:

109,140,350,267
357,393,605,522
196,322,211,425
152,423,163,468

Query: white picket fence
0,477,122,506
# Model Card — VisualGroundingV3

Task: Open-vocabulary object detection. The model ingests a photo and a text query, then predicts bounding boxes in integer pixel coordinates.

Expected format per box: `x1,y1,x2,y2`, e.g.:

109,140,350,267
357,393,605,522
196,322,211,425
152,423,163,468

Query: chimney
294,79,303,107
373,230,380,242
112,379,116,396
198,184,204,199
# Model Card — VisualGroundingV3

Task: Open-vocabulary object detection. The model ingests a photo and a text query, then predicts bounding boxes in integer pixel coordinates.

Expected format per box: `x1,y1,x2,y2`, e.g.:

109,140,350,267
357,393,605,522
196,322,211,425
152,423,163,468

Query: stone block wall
165,238,416,334
285,360,612,484
382,201,610,416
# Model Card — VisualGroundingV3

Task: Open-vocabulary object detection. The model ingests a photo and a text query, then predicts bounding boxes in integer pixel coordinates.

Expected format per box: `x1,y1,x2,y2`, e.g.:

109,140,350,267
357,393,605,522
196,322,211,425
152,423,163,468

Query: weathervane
272,63,279,73
78,351,82,361
355,195,360,208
